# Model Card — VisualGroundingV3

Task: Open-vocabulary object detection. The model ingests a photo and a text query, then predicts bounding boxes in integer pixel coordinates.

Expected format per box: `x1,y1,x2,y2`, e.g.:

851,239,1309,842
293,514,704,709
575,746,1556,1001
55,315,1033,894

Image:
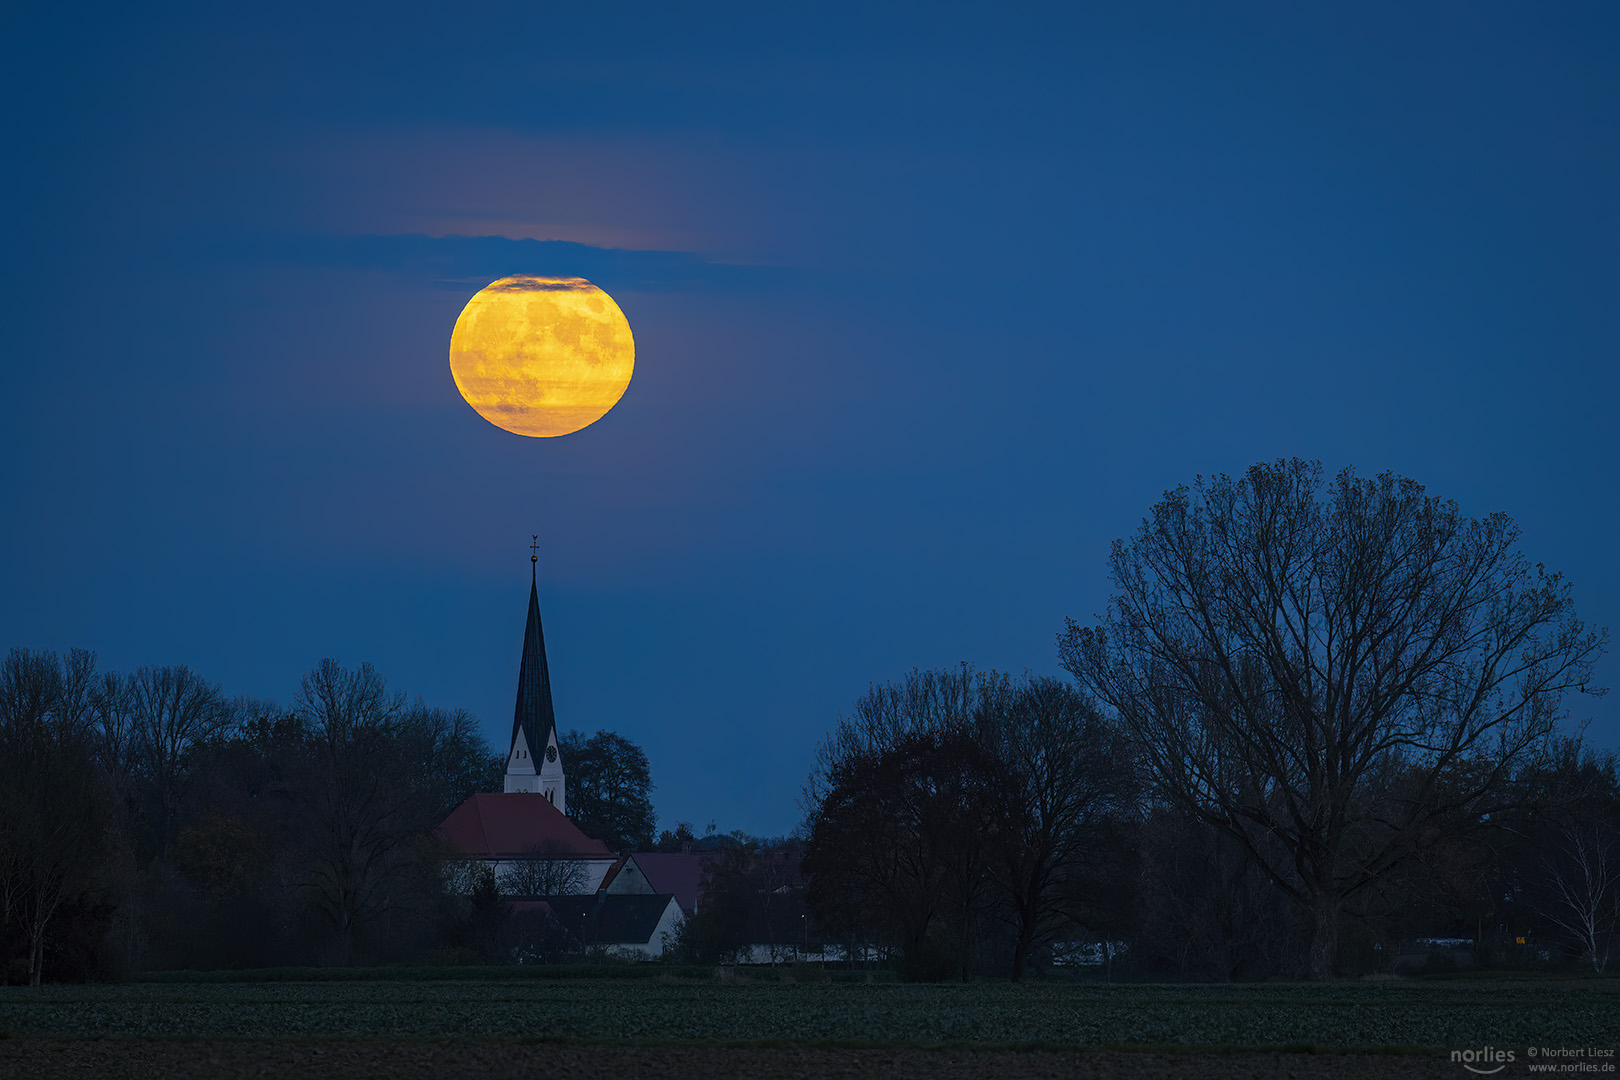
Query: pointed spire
509,542,558,764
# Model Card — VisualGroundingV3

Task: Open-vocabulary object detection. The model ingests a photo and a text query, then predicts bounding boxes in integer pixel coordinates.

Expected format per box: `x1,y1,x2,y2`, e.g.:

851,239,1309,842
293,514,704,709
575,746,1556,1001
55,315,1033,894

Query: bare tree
988,677,1136,979
91,671,137,775
0,648,114,985
129,665,230,848
295,659,416,963
1059,460,1607,978
805,664,1008,810
52,648,99,739
293,660,488,963
497,842,590,896
299,658,406,750
410,704,501,817
0,647,96,743
1536,815,1619,971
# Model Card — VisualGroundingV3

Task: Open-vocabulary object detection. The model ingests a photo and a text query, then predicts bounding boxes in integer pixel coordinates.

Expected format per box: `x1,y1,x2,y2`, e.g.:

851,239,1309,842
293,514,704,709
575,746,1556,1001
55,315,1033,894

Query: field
2,973,1615,1078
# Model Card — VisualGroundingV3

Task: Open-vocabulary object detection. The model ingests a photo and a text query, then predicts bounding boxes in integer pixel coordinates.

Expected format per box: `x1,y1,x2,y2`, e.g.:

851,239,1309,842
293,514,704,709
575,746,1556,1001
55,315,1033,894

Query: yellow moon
448,275,634,438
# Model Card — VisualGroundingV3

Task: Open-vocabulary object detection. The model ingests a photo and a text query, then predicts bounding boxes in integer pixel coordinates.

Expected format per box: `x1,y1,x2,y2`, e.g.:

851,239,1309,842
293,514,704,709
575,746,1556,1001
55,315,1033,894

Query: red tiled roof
435,793,613,858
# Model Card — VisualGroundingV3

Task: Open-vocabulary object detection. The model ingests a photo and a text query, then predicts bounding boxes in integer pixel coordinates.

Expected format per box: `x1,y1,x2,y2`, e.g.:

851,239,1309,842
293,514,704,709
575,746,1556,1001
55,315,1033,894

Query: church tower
504,543,566,811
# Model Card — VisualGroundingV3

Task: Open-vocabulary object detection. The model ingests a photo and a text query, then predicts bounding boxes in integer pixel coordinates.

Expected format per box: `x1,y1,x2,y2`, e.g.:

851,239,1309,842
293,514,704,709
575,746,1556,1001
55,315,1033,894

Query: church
434,549,688,958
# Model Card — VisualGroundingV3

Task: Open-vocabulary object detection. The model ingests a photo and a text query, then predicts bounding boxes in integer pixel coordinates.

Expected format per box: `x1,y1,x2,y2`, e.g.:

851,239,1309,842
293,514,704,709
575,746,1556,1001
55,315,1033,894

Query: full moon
448,275,635,438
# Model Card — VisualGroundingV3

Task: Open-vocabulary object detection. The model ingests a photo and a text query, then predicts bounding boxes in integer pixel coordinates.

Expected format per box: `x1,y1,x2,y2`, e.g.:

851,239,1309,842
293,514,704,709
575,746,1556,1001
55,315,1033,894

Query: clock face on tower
546,745,557,763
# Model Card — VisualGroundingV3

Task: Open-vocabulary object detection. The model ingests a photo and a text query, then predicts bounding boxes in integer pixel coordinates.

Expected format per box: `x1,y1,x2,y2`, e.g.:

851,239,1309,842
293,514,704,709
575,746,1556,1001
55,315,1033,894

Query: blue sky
4,2,1616,834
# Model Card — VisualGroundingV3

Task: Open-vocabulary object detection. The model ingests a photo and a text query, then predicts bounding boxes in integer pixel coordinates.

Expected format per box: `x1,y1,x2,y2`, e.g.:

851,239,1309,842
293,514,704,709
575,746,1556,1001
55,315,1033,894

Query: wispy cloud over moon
484,275,596,293
241,233,798,295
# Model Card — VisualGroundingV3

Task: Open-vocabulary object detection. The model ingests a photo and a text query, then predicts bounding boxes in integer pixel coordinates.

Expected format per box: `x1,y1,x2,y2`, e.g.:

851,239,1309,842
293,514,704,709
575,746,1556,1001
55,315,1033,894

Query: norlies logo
1454,1047,1517,1074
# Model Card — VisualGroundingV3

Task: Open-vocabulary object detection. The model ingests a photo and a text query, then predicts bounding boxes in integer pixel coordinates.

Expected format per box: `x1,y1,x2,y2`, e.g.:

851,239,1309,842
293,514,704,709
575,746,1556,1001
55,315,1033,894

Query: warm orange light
448,275,634,438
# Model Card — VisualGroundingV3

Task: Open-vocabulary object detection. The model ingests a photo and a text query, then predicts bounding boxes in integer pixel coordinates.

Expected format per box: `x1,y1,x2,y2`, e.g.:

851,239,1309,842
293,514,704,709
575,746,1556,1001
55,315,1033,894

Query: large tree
988,677,1136,979
805,669,1135,980
1059,459,1607,977
804,727,1002,980
293,660,480,963
804,668,1009,980
559,729,656,851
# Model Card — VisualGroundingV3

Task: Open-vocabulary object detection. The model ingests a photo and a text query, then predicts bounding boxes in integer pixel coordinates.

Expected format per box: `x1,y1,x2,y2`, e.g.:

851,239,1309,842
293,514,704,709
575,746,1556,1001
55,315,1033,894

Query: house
520,894,685,959
602,852,710,914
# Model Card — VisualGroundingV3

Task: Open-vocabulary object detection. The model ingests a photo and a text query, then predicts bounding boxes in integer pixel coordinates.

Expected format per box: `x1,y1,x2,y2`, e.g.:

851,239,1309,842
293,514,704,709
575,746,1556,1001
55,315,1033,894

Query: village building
435,548,683,955
436,792,619,892
434,548,827,964
601,852,708,915
526,894,685,960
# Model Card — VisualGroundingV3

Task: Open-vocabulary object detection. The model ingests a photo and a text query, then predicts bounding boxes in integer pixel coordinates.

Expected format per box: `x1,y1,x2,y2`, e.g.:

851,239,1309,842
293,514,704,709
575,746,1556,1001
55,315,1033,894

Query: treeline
798,461,1617,981
0,650,510,983
5,459,1615,984
799,666,1619,981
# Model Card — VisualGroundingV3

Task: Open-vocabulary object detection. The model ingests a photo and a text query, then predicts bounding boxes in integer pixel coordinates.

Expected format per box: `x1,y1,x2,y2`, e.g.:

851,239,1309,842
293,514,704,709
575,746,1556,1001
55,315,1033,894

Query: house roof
436,793,612,858
597,854,628,891
508,568,558,762
539,894,680,947
629,853,710,914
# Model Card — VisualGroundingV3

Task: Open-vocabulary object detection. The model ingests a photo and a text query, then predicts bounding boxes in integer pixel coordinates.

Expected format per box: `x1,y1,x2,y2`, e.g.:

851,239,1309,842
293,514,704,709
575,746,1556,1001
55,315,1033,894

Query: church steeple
504,538,566,810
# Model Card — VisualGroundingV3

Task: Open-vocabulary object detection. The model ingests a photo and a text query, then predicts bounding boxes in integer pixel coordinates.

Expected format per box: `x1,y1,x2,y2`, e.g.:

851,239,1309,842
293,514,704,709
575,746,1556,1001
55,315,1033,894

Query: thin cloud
243,233,799,294
485,275,594,293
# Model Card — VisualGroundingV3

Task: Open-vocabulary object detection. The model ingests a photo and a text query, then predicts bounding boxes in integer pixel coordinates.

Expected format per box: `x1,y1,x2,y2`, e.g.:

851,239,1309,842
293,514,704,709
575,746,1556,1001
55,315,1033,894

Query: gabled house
525,894,685,959
603,852,710,914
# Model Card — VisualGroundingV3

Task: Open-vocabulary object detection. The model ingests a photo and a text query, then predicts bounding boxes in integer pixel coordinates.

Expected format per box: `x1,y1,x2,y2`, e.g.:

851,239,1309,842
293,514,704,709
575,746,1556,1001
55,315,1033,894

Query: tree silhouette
1060,459,1607,978
559,729,656,851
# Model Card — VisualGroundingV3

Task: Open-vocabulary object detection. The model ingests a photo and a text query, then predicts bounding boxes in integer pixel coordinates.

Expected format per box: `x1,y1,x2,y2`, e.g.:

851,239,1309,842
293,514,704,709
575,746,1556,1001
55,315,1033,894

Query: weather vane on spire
531,534,539,565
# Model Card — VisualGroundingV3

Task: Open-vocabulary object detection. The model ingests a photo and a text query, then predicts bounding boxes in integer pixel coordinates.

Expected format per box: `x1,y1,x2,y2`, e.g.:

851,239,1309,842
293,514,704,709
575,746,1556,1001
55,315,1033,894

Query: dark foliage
664,841,808,966
559,729,657,851
1,650,506,979
0,648,130,984
802,668,1136,981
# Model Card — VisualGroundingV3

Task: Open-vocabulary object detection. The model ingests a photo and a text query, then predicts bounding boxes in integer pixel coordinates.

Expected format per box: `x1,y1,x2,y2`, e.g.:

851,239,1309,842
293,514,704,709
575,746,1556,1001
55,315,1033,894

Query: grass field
2,974,1616,1052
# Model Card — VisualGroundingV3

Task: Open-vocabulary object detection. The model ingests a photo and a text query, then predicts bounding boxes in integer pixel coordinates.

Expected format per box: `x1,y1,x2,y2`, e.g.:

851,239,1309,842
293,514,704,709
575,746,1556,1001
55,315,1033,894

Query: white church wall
504,727,539,794
537,727,566,812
